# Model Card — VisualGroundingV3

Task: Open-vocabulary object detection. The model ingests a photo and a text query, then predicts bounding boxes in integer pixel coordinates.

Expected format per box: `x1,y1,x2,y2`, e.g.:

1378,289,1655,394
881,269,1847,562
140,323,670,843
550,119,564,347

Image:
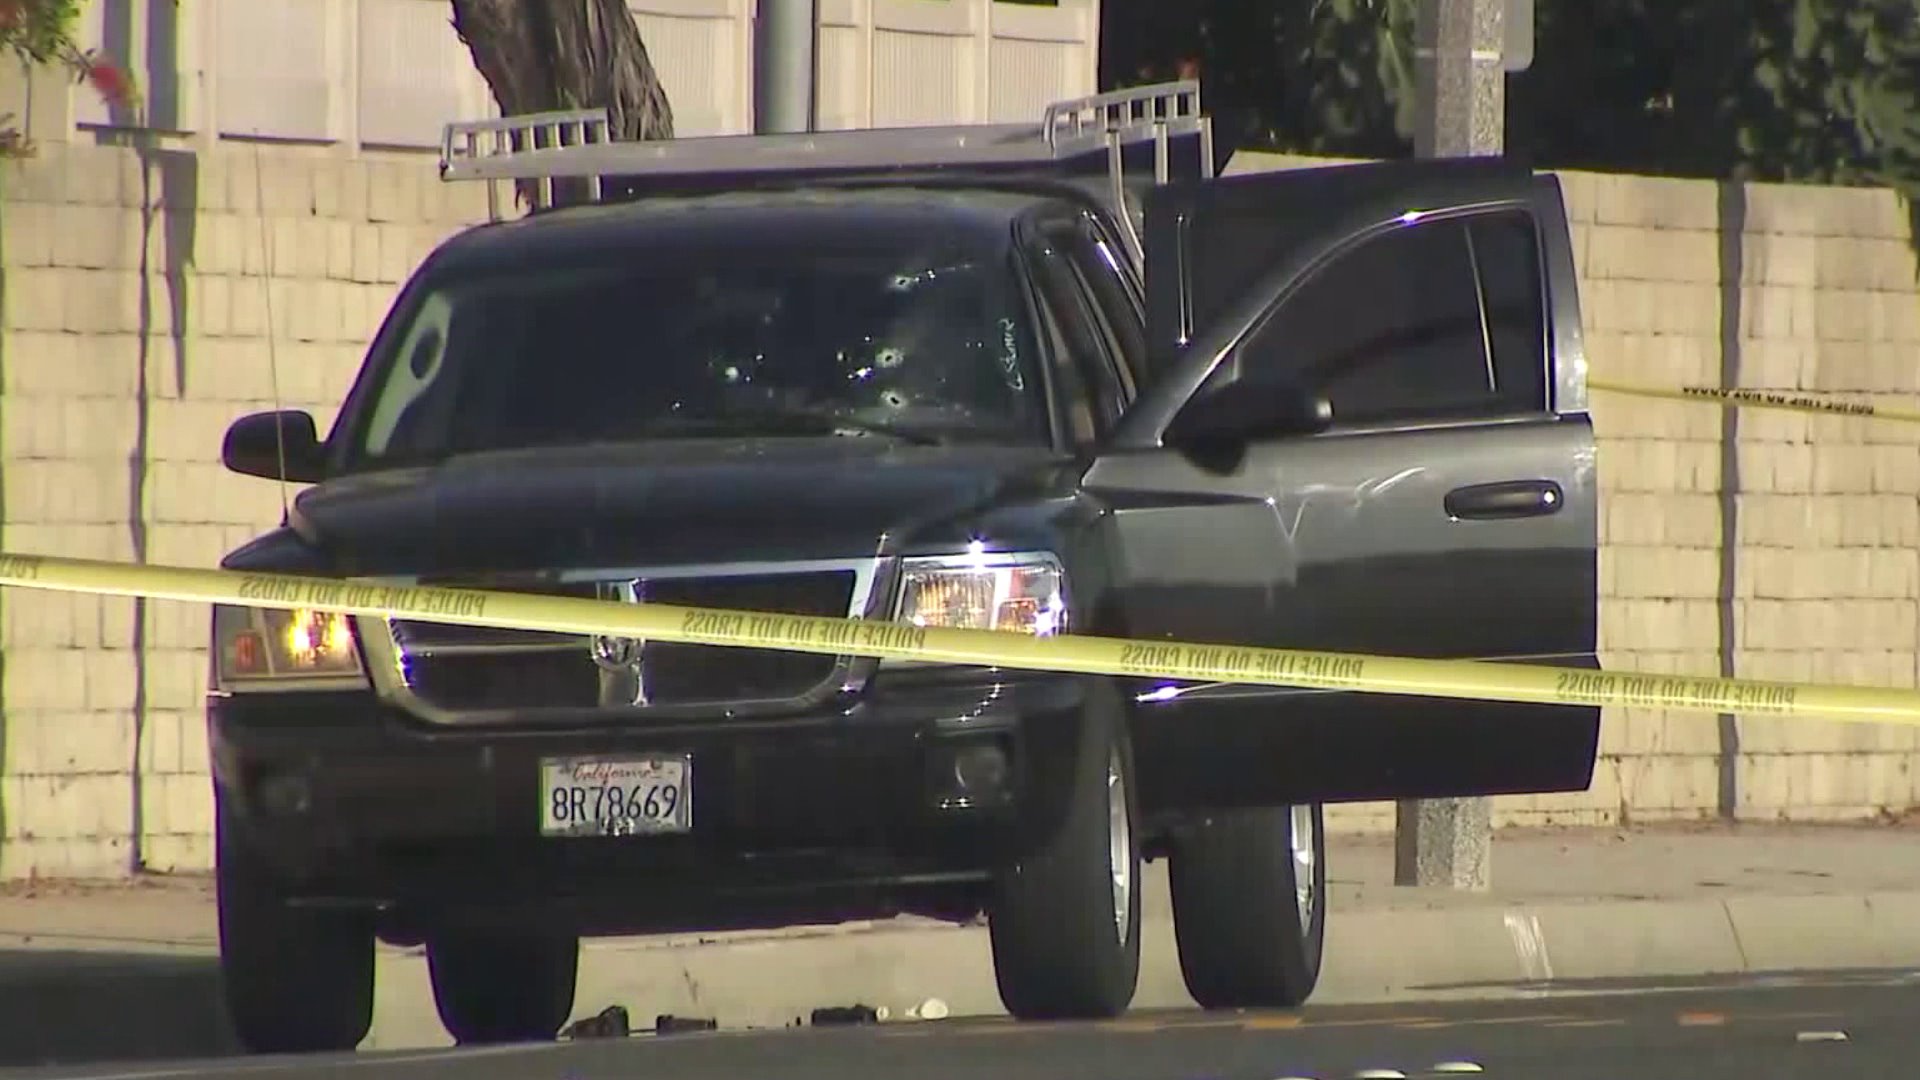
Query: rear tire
215,793,376,1055
427,930,579,1044
1169,803,1326,1009
988,681,1141,1020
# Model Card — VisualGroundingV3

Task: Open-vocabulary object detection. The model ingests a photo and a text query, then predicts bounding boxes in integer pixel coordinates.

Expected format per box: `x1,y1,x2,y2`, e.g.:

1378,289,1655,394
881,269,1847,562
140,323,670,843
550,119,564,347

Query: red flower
86,60,131,105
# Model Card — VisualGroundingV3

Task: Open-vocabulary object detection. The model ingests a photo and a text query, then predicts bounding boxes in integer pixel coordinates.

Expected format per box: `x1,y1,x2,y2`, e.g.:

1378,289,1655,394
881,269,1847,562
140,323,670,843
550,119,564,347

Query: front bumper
210,668,1090,929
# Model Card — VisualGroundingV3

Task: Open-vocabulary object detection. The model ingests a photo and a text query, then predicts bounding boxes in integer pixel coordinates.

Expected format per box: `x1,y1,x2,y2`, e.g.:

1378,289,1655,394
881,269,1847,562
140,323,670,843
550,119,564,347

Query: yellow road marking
946,1022,1034,1037
1093,1011,1448,1034
1100,1020,1170,1033
1299,1015,1446,1029
1100,1016,1250,1033
1398,1014,1579,1030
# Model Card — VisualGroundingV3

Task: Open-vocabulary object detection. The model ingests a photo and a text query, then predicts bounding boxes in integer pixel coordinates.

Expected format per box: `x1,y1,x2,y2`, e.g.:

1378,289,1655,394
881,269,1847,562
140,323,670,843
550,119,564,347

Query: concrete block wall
0,142,485,876
1717,184,1920,821
1557,172,1920,829
4,142,1920,874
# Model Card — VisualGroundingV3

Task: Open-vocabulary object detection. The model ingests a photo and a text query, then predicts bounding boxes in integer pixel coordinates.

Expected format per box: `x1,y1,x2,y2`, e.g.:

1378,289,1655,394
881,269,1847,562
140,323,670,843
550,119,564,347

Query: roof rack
438,80,1215,265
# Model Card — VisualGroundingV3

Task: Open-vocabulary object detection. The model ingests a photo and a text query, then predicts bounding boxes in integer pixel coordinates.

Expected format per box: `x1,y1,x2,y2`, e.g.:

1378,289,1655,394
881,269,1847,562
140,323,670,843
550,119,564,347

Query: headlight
213,604,365,690
893,550,1068,639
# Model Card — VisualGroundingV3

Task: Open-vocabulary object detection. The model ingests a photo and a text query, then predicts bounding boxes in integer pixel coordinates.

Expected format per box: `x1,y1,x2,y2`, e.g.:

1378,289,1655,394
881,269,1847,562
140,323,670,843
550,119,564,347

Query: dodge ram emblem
591,578,649,706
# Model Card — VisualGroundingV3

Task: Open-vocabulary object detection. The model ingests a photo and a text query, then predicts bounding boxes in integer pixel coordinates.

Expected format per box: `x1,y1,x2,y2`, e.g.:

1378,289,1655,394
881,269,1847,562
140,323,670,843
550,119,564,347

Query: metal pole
754,0,818,134
1394,0,1506,892
1412,0,1505,157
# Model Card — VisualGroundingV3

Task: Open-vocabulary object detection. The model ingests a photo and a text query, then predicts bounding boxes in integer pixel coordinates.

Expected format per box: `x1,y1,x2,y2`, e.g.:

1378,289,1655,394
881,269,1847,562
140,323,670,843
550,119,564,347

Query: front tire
427,930,579,1044
1169,803,1327,1009
988,681,1142,1020
215,793,376,1055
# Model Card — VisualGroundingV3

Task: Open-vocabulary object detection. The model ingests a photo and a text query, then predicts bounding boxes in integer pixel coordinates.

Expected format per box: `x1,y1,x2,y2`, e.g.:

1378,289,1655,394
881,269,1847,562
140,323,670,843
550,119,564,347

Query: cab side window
1238,209,1549,427
1028,227,1132,445
1469,211,1549,413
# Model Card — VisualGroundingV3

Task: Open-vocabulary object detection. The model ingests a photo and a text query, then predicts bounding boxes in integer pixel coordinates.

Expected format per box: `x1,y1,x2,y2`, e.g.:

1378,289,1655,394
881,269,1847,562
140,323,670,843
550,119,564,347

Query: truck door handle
1445,480,1564,520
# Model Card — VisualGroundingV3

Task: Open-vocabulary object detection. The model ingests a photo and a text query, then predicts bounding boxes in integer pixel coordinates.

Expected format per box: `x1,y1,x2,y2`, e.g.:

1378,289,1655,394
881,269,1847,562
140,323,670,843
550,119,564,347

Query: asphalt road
14,971,1920,1080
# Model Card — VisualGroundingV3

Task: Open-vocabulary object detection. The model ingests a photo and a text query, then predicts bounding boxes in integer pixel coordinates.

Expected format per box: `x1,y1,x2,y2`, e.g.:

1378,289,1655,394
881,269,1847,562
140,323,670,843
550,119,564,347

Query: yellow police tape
2,550,1920,727
1590,378,1920,425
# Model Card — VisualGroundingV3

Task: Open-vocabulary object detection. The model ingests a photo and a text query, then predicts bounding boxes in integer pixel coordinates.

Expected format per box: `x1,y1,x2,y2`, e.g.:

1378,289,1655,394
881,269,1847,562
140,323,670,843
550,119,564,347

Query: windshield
345,233,1048,468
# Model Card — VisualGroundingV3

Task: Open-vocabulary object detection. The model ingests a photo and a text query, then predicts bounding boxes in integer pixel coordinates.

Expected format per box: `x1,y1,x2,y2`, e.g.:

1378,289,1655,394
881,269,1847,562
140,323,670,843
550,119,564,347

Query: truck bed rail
437,80,1215,263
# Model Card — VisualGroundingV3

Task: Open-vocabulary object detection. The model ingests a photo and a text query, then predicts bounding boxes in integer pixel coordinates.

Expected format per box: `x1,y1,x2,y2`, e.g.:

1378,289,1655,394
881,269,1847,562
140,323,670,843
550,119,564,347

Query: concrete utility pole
1411,0,1507,158
754,0,818,134
1395,0,1512,892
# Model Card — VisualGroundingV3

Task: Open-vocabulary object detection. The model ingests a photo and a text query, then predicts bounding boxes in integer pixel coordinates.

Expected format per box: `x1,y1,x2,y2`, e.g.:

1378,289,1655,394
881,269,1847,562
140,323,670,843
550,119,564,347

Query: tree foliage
1512,0,1920,192
0,0,140,155
1101,0,1415,159
1103,0,1920,198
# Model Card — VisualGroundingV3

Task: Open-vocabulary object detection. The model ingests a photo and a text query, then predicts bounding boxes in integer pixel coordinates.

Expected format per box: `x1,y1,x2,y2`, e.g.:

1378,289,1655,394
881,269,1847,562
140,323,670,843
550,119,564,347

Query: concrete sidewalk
3,821,1920,1063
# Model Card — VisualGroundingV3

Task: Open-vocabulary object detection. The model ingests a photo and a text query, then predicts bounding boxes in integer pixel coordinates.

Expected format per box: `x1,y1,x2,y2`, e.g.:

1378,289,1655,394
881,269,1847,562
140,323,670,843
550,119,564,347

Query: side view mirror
1164,378,1333,448
222,410,328,484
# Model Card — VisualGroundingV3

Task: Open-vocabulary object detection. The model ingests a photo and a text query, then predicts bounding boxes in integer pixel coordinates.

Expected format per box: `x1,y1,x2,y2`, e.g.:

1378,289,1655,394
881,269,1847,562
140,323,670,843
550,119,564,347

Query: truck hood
277,438,1070,577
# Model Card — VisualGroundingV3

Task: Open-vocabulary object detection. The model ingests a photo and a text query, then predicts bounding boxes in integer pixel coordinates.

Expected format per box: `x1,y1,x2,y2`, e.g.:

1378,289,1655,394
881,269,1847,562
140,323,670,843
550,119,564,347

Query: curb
354,884,1920,1049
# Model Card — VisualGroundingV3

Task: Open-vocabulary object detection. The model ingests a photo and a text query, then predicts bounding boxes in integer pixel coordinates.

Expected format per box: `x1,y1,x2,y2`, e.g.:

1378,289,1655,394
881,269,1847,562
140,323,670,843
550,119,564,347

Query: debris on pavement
907,997,951,1021
656,1014,720,1035
811,1004,884,1026
563,1005,631,1040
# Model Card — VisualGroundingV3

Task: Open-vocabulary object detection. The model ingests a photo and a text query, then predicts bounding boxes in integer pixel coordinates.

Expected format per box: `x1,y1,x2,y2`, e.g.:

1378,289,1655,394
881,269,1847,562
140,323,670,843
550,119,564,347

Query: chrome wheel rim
1290,804,1318,934
1108,747,1133,945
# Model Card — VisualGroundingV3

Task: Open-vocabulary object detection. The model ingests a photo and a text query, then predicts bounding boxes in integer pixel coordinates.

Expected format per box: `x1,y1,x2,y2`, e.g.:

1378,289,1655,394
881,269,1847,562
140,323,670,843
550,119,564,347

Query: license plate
539,755,692,837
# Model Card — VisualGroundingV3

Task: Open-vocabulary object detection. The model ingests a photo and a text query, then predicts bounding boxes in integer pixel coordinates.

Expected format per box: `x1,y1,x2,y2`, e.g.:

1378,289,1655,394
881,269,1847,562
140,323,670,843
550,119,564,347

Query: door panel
1088,420,1599,811
1090,158,1600,814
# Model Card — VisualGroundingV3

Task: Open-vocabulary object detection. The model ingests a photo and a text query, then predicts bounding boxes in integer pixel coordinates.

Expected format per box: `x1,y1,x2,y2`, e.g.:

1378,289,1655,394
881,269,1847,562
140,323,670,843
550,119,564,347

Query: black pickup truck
207,82,1601,1052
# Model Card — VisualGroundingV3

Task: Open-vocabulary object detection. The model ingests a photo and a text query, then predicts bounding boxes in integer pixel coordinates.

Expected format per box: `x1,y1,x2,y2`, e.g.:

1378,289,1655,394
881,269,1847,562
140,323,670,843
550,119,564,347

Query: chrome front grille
369,561,878,723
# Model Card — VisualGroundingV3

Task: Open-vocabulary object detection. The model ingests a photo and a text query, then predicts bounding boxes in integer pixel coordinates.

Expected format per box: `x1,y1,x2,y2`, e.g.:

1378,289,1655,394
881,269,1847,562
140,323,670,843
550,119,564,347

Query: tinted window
1468,211,1549,411
1028,237,1116,445
347,237,1048,468
1063,223,1146,393
1240,210,1548,427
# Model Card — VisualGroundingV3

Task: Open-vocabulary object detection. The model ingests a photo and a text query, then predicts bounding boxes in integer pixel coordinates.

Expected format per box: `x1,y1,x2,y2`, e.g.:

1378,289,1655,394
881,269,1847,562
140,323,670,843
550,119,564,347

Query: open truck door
1086,157,1602,815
